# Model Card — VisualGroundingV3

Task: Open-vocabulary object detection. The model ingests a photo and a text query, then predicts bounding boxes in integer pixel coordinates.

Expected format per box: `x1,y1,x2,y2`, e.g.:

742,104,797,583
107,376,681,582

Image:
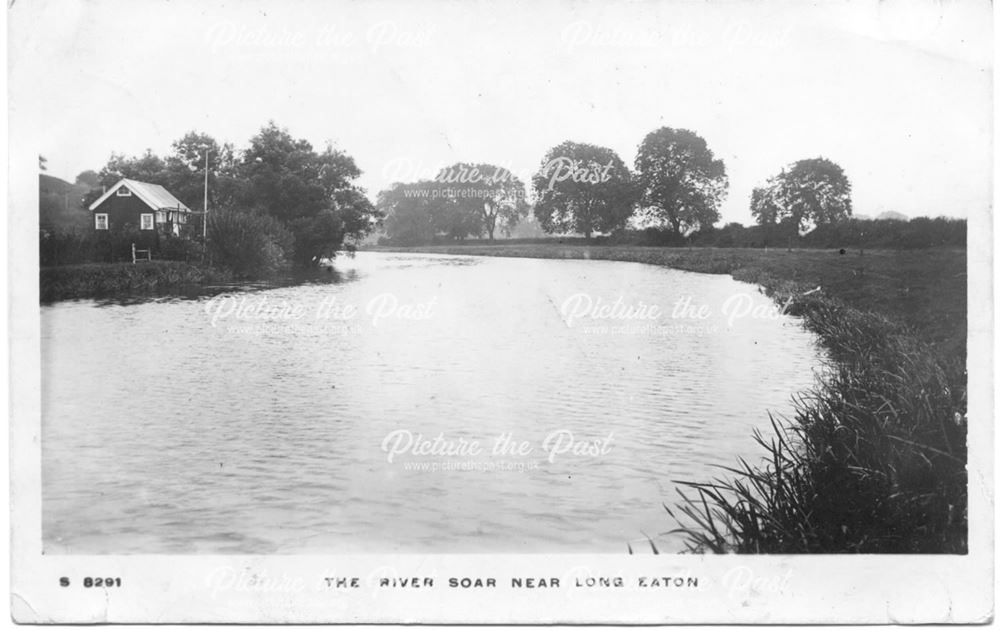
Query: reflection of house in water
88,178,192,236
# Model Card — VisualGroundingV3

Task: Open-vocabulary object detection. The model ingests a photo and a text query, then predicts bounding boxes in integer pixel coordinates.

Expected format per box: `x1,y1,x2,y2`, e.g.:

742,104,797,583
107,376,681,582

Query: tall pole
202,149,210,242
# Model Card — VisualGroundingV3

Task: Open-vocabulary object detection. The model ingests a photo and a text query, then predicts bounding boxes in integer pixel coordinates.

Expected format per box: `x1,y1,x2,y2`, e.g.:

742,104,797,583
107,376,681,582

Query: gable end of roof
88,179,192,213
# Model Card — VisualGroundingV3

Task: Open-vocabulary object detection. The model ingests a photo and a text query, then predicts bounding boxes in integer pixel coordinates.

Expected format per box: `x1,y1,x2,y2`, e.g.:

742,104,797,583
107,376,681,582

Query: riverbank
40,261,234,303
372,245,965,360
372,243,968,553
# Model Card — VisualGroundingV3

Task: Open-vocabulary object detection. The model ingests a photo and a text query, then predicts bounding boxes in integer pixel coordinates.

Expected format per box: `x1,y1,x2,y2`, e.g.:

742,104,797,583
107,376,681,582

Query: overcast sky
11,0,992,225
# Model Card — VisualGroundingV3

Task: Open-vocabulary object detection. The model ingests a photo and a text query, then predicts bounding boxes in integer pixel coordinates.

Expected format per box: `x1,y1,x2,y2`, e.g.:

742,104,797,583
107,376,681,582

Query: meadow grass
373,243,968,553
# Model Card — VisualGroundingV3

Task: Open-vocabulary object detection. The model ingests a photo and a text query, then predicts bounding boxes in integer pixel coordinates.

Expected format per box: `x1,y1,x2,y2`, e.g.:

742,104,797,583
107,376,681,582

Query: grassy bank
373,243,967,553
40,261,234,303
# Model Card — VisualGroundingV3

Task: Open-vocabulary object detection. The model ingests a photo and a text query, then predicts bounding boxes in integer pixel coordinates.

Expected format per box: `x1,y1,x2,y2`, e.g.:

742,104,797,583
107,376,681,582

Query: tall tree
164,131,240,211
239,122,378,264
97,150,169,188
435,163,529,240
634,127,727,234
532,141,635,240
378,182,447,245
751,157,852,232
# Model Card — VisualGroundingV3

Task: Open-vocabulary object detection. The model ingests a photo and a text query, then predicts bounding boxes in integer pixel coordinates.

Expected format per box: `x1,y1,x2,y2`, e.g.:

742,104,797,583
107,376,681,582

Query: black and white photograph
7,0,994,623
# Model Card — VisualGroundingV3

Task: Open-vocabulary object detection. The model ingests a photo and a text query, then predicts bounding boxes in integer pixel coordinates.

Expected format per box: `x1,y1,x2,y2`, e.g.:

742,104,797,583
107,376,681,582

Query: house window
140,213,154,230
95,213,108,230
116,187,132,197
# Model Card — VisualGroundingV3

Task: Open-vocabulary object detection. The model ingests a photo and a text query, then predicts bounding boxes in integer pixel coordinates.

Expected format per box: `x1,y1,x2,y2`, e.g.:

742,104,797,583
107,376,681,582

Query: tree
376,180,479,244
169,131,237,176
378,182,442,245
75,170,100,188
751,157,852,232
164,131,240,211
39,155,47,172
241,123,354,219
238,122,379,264
334,187,380,246
634,127,727,234
97,150,169,188
434,163,530,241
532,141,635,240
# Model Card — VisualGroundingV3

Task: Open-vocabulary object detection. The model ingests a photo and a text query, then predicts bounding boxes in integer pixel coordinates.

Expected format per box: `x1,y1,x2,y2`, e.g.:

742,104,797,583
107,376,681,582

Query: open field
372,243,968,553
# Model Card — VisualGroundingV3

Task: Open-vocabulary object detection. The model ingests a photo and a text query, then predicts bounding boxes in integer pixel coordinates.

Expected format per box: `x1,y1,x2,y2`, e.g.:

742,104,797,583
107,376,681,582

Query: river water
41,252,822,553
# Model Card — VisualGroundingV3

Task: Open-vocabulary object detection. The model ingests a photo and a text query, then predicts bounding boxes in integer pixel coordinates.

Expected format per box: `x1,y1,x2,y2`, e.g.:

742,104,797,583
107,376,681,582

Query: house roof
88,178,193,213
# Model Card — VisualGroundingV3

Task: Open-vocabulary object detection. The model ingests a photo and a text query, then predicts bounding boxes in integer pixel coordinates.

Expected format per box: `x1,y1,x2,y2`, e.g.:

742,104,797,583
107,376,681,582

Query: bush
40,226,164,265
159,234,204,263
40,230,95,266
207,208,292,277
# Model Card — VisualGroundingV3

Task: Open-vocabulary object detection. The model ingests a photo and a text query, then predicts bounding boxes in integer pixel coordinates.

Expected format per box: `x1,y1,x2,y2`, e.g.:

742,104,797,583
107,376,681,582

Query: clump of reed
667,296,967,553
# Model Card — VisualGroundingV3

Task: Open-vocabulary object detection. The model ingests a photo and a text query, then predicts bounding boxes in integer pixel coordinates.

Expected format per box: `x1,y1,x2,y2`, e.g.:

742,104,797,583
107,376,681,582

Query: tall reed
667,297,967,553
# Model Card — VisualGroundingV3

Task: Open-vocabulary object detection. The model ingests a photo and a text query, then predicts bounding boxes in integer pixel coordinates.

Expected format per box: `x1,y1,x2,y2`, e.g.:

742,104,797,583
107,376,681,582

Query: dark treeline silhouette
638,217,966,249
379,217,967,251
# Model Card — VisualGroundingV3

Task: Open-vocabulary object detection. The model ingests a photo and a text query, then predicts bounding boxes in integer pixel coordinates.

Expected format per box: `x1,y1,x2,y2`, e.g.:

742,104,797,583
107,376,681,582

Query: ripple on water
42,252,822,554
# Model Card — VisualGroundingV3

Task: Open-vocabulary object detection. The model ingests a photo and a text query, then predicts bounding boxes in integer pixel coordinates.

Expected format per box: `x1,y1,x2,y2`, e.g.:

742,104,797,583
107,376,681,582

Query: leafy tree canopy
434,163,529,240
75,170,101,188
751,157,852,232
531,141,635,239
378,180,479,244
634,127,727,234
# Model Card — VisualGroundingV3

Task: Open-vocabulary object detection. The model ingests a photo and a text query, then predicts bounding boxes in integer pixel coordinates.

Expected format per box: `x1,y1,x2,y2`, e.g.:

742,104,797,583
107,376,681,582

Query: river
41,252,822,553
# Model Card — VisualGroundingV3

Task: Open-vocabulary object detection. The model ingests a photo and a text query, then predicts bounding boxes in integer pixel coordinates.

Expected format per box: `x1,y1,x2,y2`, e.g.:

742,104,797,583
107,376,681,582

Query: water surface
42,252,821,553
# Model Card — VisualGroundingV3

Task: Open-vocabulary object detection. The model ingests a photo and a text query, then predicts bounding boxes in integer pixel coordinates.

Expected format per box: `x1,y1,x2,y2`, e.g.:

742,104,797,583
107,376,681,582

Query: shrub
159,234,204,263
207,208,292,277
40,230,95,266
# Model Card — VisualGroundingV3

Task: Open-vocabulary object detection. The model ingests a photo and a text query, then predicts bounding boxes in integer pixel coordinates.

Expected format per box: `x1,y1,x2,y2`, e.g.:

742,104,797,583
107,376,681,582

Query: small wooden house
88,178,193,236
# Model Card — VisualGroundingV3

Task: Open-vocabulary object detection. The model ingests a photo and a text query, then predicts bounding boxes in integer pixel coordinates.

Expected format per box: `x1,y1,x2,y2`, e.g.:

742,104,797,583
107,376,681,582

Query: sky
10,0,993,226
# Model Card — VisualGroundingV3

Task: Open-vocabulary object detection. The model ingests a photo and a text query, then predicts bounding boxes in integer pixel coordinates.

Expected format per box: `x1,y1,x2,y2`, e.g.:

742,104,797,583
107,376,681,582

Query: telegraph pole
202,148,210,242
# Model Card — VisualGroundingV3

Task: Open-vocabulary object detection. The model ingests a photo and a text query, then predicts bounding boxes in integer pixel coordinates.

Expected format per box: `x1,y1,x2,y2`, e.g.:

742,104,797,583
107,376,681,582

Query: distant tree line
377,126,872,246
643,217,966,249
377,163,530,245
